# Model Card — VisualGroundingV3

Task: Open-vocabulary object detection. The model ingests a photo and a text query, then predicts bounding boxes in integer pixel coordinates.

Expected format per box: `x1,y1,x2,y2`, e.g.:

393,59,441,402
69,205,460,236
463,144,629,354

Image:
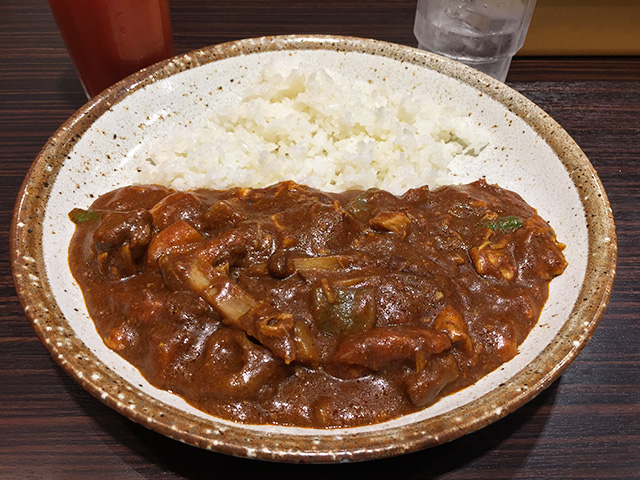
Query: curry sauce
69,180,566,428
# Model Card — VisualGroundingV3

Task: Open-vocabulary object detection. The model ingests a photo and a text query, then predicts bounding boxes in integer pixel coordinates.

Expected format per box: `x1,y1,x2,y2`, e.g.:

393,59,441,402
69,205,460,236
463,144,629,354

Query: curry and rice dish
68,63,566,427
68,179,567,428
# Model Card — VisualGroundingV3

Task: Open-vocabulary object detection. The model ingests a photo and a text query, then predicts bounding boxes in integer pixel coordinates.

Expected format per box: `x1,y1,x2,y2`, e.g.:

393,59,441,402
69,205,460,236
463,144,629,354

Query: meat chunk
92,208,153,277
190,328,284,401
405,353,460,407
331,326,452,376
195,221,276,267
470,234,517,281
93,209,153,254
149,191,207,230
471,215,567,283
433,305,473,352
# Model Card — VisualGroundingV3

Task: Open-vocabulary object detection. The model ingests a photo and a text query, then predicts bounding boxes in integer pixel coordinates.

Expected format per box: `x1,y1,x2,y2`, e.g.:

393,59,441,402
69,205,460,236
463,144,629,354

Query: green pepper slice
483,215,523,233
69,208,101,224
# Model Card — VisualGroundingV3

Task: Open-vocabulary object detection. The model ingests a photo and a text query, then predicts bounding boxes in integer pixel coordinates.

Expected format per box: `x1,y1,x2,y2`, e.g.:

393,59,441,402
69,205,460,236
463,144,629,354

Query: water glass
414,0,537,82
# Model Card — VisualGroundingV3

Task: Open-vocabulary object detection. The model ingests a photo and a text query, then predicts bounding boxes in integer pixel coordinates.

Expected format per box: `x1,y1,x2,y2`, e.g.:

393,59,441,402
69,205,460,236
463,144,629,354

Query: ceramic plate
11,35,616,462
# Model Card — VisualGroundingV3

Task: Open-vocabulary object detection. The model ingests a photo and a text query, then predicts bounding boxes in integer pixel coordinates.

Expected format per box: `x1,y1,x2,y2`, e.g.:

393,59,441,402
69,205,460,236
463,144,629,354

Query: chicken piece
330,326,451,376
470,235,517,280
369,211,411,237
472,215,567,282
433,305,473,352
519,217,568,281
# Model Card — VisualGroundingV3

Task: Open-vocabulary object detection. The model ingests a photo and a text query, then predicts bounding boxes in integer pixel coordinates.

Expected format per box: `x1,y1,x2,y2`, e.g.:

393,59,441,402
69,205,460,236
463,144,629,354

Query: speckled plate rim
11,35,617,463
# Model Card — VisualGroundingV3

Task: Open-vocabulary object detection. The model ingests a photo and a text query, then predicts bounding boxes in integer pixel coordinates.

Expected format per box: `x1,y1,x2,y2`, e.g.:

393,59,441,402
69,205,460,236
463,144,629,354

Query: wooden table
1,1,638,478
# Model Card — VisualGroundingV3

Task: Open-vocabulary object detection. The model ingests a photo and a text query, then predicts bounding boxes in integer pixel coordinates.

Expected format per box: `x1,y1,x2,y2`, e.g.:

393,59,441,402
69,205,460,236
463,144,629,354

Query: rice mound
140,61,488,194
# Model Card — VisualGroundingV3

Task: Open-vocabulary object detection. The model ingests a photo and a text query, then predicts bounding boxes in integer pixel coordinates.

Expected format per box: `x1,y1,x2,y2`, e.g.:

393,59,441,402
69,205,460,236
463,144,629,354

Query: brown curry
68,180,567,428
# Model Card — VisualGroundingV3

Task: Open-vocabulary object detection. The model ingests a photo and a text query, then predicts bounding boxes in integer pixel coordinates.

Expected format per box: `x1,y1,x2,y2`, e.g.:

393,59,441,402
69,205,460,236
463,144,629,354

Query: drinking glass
414,0,537,82
48,0,174,98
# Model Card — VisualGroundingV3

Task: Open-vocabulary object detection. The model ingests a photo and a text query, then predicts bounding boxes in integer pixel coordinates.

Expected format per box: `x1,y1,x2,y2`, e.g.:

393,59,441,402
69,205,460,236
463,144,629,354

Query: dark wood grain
1,0,638,478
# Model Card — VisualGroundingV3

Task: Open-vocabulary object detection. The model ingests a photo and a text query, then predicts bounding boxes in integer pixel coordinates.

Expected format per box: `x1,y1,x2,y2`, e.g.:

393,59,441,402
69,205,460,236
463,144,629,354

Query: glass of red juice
48,0,174,98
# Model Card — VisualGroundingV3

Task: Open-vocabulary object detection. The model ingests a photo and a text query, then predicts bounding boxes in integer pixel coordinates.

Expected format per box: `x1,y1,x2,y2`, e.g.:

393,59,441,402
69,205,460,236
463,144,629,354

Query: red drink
48,0,174,97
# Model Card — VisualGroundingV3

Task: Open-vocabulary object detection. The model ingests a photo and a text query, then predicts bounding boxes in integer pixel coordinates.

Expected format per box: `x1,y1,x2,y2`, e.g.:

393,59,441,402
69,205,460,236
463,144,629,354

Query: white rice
140,62,488,194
